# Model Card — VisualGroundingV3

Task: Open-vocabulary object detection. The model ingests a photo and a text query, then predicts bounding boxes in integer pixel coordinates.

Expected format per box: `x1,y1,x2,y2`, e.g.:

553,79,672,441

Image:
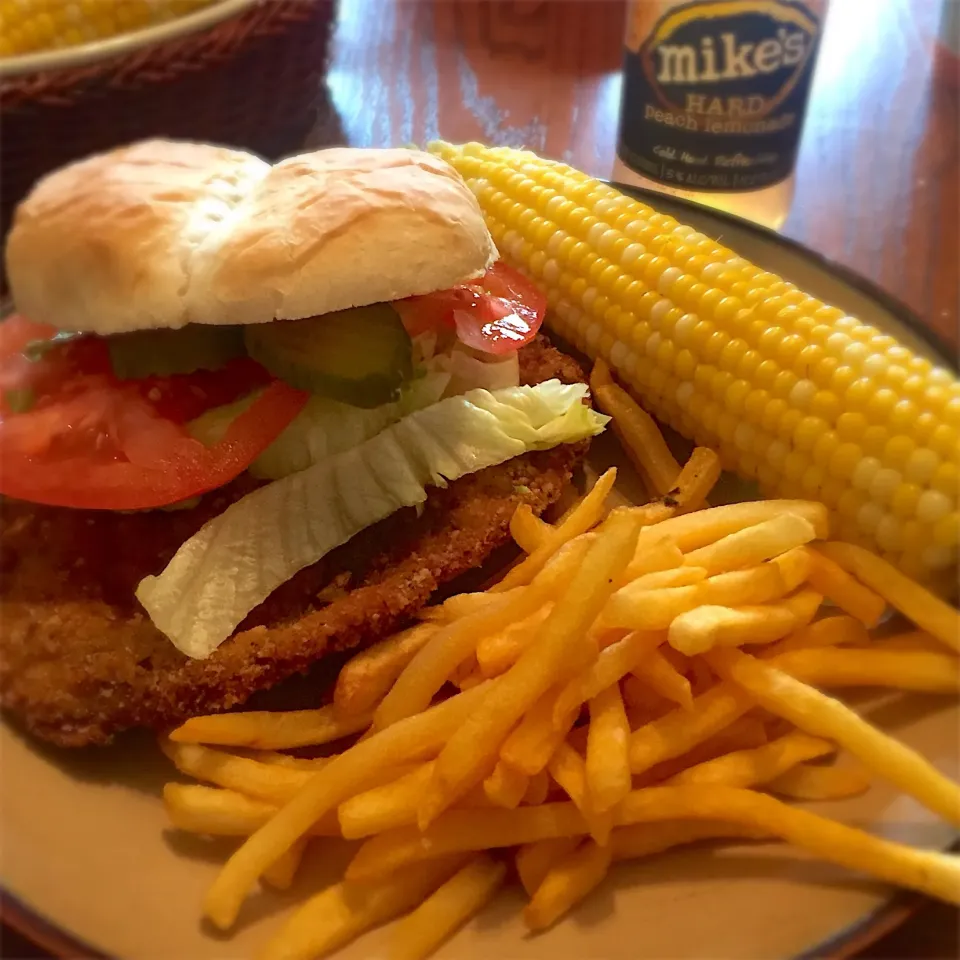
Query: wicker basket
1,0,338,248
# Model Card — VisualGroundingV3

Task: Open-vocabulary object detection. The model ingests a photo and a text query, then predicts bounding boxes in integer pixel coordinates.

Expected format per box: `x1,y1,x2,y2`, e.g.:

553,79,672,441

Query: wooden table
2,2,957,958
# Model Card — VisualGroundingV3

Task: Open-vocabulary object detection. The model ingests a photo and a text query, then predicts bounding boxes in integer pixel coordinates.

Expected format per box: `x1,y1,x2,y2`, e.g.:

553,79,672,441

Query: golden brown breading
0,338,587,747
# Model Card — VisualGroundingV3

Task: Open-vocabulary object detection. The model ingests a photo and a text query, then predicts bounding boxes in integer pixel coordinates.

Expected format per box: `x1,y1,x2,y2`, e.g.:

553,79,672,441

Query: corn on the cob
429,141,960,587
0,0,214,58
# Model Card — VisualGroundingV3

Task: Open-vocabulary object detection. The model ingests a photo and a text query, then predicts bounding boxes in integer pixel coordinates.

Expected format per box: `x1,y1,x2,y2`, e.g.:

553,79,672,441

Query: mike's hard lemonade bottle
613,0,829,229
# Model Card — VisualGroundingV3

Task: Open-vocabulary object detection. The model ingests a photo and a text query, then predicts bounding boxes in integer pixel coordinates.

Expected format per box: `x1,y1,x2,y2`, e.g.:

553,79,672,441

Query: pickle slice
244,304,413,408
108,325,245,380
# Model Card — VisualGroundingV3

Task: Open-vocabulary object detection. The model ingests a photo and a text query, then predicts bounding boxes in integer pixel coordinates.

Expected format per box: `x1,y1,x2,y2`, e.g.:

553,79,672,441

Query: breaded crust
0,338,587,747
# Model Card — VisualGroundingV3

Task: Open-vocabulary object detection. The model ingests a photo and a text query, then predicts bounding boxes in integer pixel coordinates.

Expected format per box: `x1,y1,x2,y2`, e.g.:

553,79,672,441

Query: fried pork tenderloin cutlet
0,338,588,747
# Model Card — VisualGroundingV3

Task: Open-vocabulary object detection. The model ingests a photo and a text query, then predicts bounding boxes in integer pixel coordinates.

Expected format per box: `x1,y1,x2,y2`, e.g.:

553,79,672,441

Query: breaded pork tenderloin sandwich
0,141,607,747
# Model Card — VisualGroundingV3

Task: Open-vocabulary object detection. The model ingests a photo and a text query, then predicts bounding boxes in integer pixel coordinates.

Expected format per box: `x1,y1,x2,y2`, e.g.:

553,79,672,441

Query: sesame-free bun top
5,140,269,336
5,141,498,335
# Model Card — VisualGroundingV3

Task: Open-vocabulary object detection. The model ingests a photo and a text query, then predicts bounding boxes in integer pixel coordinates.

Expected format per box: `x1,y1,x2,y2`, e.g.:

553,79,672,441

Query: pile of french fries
161,362,960,960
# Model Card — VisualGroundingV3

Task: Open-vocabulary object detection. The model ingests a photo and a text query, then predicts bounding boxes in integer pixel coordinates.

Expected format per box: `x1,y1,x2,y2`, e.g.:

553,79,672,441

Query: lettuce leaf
137,380,607,659
424,343,519,397
187,373,450,481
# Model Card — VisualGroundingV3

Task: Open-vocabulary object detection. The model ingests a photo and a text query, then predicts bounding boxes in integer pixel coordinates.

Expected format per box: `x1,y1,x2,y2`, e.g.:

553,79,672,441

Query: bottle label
618,0,823,192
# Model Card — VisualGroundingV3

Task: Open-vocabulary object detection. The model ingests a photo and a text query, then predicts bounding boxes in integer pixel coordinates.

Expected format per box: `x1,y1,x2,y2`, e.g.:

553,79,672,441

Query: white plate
2,189,957,959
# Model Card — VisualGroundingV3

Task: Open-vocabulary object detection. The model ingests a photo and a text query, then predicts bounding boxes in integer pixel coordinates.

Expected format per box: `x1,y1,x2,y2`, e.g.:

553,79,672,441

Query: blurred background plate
0,0,258,78
0,190,957,960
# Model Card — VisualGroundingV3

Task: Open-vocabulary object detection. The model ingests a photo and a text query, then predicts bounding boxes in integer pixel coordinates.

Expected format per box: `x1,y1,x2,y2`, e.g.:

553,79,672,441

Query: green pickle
108,325,245,379
244,304,413,408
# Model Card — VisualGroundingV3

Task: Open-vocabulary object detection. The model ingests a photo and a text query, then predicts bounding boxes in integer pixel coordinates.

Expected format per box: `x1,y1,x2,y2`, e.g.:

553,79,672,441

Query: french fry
818,541,960,653
510,503,552,553
766,614,870,657
769,762,872,801
620,674,673,725
613,787,960,905
346,804,586,881
334,623,439,716
632,716,770,787
641,500,829,556
261,839,308,891
391,854,507,960
629,566,708,590
161,741,314,806
259,857,465,960
669,446,723,511
771,647,960,694
476,604,552,678
548,741,588,811
628,683,754,776
421,591,512,624
622,530,685,582
668,589,824,656
162,784,339,838
500,684,577,775
523,769,550,806
523,840,612,931
170,705,373,751
493,467,617,592
375,536,591,730
422,512,643,826
553,631,664,727
597,449,718,525
164,783,278,836
594,624,633,650
586,683,632,816
346,787,960,907
589,356,615,391
697,562,789,607
631,651,693,710
449,654,479,689
611,819,770,861
769,545,813,592
667,732,835,789
808,548,887,628
484,761,530,809
456,669,487,691
683,513,819,576
338,763,435,840
591,363,681,496
251,752,331,771
688,653,717,696
516,837,581,896
873,630,951,654
603,582,704,630
203,681,493,930
706,648,960,825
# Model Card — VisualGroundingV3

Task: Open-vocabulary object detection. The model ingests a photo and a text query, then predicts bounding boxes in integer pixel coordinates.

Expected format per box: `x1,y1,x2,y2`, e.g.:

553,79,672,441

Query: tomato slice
394,263,546,355
0,316,306,510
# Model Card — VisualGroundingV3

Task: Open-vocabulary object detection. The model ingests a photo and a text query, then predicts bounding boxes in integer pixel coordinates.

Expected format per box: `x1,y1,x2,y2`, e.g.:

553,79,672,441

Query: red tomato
0,316,306,510
133,357,274,423
394,263,546,355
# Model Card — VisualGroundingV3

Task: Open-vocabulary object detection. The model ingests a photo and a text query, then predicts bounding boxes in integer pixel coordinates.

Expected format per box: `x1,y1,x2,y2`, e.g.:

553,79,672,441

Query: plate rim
2,187,956,960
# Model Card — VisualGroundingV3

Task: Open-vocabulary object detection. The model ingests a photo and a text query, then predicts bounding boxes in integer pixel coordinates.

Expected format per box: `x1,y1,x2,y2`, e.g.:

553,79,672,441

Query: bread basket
1,0,338,246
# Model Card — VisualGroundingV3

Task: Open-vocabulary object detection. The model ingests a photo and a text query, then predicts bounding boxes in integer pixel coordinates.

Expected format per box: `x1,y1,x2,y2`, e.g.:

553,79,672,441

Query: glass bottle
613,0,830,230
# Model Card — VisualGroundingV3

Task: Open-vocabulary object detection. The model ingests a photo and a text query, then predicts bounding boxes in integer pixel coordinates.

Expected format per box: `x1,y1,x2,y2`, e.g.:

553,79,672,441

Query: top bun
5,141,498,335
5,140,270,336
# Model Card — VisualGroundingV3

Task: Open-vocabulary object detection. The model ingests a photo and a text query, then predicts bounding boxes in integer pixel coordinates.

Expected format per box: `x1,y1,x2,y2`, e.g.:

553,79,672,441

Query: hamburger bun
5,141,498,336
